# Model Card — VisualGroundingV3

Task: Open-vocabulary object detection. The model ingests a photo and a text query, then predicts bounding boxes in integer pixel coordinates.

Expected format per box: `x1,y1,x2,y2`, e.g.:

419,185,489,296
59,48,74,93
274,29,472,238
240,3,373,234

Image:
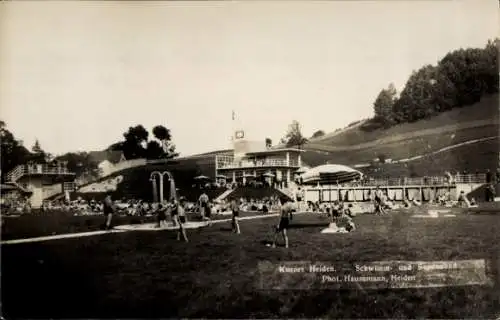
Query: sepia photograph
1,0,499,318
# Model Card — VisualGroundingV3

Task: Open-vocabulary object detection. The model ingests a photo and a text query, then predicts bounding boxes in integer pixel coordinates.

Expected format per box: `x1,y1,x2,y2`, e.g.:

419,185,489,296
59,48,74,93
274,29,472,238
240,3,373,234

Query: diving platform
5,163,76,208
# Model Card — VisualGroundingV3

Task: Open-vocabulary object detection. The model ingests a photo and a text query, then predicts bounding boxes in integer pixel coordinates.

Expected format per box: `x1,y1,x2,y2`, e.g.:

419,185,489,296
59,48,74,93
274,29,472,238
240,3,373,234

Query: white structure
216,114,304,188
5,163,76,208
300,164,363,185
98,160,115,177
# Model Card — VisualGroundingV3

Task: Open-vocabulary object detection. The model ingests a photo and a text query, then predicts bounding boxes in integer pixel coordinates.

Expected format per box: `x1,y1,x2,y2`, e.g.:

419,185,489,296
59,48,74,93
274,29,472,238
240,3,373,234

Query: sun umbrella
295,166,310,174
300,164,363,184
262,172,275,177
194,175,210,180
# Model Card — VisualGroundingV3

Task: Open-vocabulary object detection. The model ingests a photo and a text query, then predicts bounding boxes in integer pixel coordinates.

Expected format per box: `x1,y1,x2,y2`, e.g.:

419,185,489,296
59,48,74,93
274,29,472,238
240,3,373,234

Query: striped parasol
300,164,363,184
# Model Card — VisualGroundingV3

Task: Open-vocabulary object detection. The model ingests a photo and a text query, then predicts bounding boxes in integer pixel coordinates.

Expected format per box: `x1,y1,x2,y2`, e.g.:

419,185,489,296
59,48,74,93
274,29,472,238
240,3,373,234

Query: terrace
6,164,75,183
216,150,302,170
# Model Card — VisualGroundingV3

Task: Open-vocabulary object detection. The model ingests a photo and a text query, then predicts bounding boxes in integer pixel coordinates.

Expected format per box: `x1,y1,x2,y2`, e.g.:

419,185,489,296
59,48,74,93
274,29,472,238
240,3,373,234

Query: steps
215,188,234,202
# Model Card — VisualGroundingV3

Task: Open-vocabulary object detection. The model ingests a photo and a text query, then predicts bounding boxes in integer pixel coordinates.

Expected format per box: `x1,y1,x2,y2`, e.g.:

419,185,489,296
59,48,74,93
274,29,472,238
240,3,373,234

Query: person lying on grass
328,210,356,233
337,209,356,232
272,197,294,248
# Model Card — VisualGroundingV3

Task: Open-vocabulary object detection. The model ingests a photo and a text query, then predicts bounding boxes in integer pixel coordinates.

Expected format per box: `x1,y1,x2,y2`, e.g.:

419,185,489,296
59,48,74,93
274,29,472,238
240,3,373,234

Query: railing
308,174,487,188
218,159,290,169
6,164,75,182
63,182,76,191
6,166,24,182
454,174,487,184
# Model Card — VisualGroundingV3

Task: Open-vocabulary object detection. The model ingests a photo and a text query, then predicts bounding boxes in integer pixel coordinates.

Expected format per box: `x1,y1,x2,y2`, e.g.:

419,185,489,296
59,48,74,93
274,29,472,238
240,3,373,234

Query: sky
1,0,498,157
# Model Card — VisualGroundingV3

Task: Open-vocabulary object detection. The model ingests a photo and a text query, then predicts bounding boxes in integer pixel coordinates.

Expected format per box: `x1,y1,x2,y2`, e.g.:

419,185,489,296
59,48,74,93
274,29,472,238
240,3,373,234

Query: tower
231,110,265,160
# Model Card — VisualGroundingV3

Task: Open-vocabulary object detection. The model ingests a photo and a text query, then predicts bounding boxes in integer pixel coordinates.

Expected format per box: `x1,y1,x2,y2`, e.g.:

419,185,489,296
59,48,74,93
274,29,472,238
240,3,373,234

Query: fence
218,159,290,169
6,164,75,182
313,174,487,188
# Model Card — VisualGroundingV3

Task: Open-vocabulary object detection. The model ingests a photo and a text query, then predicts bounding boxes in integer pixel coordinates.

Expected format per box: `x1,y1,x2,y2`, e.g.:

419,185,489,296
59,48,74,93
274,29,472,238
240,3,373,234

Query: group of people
99,190,301,248
102,192,189,242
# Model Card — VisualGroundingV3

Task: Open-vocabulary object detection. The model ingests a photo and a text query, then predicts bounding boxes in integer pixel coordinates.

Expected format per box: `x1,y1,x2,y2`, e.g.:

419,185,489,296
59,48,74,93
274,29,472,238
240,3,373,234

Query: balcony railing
218,159,291,169
308,174,487,188
63,182,76,191
6,164,75,182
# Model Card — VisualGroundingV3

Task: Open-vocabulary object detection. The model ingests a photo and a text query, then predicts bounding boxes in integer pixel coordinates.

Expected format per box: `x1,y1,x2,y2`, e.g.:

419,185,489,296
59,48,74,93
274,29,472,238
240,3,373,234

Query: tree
481,38,500,94
54,152,99,177
120,125,149,160
32,139,43,154
152,125,171,152
265,137,272,149
366,38,498,130
373,83,397,127
311,130,325,139
152,125,178,159
146,140,164,160
29,139,49,163
111,124,178,160
0,121,31,180
393,65,440,123
281,120,308,149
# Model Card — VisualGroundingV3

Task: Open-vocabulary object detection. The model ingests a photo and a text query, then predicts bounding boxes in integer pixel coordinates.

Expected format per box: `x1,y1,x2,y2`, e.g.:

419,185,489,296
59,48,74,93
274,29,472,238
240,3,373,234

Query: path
0,211,294,245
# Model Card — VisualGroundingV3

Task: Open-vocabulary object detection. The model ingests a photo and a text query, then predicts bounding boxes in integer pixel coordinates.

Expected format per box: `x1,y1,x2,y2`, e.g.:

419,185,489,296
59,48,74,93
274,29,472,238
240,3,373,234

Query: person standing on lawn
103,192,116,230
373,186,386,215
272,197,293,248
171,198,188,242
156,202,168,228
230,198,241,234
198,192,209,219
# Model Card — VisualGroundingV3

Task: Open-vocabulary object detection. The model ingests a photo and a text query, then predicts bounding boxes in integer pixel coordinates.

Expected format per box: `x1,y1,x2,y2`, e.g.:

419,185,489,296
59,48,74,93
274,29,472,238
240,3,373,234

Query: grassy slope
311,94,498,148
2,209,499,319
301,94,499,173
361,139,498,177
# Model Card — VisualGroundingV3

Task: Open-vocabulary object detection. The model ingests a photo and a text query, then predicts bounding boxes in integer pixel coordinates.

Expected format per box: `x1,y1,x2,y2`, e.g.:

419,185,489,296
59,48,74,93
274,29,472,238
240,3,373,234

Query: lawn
0,210,272,241
2,208,499,319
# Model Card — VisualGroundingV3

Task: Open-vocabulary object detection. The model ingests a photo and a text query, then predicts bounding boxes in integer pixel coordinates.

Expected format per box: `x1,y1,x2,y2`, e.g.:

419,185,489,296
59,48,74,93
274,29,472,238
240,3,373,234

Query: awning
300,164,363,184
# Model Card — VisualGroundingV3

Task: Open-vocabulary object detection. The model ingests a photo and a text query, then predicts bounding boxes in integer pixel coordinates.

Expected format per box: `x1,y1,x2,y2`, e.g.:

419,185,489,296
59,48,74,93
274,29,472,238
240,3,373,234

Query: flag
232,110,235,121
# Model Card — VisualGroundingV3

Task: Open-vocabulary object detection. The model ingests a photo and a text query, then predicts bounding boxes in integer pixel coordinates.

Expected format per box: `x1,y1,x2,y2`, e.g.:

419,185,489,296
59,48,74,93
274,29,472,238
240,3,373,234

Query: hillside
301,94,499,176
310,94,497,148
